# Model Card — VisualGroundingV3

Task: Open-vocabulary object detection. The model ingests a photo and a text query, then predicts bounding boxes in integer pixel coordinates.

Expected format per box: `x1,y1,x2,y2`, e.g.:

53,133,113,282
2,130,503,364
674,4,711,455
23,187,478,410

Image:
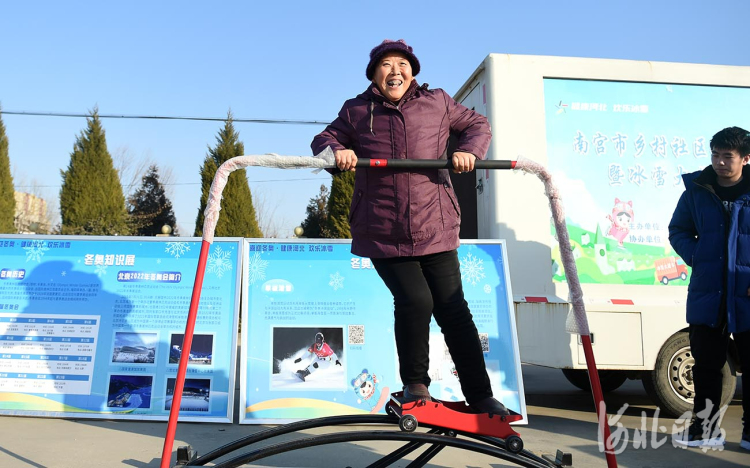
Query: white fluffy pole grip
201,147,336,244
513,156,590,337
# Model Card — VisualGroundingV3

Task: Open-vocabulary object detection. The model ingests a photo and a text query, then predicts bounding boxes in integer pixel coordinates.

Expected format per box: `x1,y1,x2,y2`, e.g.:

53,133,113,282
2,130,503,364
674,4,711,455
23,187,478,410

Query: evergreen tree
300,184,330,238
194,112,262,237
195,157,218,235
60,109,128,235
326,171,354,238
128,165,178,236
0,107,15,233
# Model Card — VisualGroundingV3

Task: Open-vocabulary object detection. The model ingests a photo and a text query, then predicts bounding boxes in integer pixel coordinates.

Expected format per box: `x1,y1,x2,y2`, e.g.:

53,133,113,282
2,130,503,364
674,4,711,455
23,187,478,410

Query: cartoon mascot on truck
607,198,634,247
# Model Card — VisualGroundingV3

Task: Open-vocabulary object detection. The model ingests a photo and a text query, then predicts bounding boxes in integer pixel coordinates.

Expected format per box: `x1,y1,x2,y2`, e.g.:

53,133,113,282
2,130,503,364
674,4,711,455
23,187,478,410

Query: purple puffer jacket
311,80,492,259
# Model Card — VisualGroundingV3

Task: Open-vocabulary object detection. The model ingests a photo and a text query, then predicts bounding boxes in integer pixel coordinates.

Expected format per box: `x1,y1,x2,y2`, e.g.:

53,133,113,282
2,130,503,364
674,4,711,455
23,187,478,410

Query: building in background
14,191,50,234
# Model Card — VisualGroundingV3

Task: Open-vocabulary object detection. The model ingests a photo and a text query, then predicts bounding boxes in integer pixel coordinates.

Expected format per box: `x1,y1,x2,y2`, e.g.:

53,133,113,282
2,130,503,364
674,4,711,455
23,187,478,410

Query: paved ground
0,365,747,467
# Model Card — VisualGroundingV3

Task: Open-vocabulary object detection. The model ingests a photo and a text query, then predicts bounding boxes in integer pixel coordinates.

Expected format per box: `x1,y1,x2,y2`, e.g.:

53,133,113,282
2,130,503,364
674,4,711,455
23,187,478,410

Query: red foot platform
386,391,525,453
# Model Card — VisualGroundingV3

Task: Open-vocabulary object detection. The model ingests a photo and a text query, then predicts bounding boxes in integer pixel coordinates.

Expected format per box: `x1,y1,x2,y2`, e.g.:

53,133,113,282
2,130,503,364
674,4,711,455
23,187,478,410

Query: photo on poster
271,327,345,390
111,331,158,364
169,333,214,365
165,377,211,412
107,374,153,409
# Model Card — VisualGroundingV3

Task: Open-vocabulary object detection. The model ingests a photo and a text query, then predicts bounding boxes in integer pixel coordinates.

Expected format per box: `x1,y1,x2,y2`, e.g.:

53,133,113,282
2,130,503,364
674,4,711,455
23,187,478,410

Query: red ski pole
514,157,618,468
160,153,334,468
159,241,210,468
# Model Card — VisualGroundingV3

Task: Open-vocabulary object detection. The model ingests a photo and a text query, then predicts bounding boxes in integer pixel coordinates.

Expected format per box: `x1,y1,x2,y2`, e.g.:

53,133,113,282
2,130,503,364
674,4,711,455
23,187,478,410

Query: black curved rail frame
179,414,567,468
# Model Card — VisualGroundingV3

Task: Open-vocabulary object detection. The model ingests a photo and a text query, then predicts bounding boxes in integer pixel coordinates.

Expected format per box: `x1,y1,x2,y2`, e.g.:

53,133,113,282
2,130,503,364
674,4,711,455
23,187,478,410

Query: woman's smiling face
371,52,413,103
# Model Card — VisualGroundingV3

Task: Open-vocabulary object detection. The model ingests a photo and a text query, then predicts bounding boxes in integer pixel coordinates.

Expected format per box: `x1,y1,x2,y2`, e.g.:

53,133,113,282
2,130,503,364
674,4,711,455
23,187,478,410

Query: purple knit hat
366,39,420,80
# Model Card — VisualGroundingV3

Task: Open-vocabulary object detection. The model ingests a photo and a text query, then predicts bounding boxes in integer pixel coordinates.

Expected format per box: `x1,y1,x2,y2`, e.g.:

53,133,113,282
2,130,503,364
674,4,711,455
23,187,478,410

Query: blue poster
543,78,750,285
240,240,526,424
0,235,241,422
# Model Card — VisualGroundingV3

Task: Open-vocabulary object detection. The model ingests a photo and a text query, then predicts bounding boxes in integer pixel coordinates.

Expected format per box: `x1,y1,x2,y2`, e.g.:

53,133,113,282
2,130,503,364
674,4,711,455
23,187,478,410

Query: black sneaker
741,431,750,451
470,397,510,416
403,384,431,402
674,420,725,448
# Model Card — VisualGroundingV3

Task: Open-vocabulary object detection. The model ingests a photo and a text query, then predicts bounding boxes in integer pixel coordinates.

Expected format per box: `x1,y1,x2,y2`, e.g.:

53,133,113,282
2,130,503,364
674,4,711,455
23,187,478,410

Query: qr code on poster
348,325,365,345
478,333,489,353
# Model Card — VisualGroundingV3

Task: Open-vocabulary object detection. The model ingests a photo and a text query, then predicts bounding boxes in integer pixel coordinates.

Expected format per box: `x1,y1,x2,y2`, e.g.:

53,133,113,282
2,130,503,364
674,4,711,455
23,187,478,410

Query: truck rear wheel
642,331,735,418
561,369,627,393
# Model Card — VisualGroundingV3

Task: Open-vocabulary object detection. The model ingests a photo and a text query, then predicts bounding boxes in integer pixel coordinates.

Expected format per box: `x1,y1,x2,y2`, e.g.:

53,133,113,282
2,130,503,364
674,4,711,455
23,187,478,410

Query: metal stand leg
366,428,440,468
405,430,455,467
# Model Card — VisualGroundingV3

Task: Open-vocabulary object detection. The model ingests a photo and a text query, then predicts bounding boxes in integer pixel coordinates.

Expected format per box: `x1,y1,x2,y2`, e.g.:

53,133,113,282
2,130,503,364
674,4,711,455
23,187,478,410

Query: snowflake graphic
460,252,485,286
247,252,268,284
61,271,67,277
24,244,50,263
483,284,491,294
329,271,345,291
207,246,233,279
165,242,191,259
95,264,108,277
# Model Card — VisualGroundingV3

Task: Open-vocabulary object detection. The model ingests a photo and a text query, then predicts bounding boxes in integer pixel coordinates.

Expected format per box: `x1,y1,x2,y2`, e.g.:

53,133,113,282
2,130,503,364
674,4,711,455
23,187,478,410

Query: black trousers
372,249,493,405
689,324,750,430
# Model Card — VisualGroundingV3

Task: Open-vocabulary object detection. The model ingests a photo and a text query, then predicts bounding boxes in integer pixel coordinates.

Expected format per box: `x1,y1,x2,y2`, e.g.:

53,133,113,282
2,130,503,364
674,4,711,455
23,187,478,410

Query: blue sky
1,1,749,237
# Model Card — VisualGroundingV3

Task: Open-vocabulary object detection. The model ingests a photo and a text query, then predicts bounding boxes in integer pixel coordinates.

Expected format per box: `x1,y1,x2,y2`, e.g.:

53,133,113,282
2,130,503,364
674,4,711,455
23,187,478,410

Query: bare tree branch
251,186,286,238
113,146,155,199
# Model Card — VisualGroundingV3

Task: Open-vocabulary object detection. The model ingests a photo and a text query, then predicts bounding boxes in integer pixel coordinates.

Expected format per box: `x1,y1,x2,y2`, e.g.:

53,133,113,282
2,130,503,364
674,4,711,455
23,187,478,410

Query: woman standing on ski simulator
311,39,508,415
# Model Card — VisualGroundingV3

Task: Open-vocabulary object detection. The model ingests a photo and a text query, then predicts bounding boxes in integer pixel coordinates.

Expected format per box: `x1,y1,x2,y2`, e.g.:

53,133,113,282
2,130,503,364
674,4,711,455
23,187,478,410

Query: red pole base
159,240,211,468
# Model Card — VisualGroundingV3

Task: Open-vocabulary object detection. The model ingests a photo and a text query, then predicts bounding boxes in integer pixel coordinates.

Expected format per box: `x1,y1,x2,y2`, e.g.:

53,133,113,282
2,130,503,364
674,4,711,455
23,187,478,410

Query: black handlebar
354,159,516,170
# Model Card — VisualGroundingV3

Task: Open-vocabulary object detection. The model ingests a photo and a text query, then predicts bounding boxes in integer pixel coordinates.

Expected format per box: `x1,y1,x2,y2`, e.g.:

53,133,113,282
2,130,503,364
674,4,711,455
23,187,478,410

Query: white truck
451,54,750,416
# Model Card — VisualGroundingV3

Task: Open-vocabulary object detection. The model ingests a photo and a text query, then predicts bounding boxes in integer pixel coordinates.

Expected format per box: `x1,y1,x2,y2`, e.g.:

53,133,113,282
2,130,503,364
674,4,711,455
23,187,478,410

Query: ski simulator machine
160,150,619,468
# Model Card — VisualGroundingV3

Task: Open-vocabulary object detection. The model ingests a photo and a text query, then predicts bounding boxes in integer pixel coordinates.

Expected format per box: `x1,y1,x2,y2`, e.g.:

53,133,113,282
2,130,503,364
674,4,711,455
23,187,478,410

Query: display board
544,78,750,285
0,235,241,422
240,240,526,424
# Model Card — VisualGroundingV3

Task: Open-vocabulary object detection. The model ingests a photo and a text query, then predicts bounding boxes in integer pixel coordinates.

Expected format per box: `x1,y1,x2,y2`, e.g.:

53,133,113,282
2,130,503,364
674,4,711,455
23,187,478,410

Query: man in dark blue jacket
669,126,750,449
